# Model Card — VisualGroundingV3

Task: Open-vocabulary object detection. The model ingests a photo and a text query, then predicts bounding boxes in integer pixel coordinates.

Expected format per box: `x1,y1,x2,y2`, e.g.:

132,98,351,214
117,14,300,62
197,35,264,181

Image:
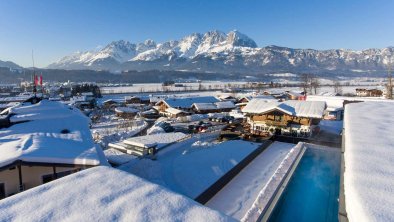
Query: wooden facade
0,162,92,199
247,109,321,137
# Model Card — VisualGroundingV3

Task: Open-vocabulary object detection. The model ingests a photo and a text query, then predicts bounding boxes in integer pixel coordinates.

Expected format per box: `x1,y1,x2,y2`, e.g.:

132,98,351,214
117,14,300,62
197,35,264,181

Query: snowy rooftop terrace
344,102,394,221
0,166,233,222
0,100,105,168
122,132,188,149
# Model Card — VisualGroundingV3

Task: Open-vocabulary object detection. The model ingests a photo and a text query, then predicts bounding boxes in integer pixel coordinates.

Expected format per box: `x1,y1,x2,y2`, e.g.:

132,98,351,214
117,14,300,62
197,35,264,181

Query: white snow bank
0,166,234,222
344,102,394,222
241,142,304,222
0,100,104,168
206,141,295,220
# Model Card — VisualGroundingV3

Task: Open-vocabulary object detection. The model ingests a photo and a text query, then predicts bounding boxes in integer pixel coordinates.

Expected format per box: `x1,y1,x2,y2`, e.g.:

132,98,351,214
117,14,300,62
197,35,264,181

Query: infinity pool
268,147,341,222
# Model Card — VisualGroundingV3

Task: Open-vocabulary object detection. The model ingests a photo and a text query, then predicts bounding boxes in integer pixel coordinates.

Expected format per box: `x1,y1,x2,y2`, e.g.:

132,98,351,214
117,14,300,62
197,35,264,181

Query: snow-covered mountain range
0,60,23,70
47,30,394,74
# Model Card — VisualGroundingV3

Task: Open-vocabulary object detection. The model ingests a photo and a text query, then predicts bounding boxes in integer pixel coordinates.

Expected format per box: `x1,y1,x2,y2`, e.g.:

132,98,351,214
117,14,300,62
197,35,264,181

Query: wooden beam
17,163,22,191
53,166,57,179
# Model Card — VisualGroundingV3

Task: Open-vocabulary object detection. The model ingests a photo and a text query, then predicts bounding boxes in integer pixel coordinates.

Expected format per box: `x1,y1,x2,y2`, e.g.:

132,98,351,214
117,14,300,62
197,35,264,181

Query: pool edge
258,143,307,222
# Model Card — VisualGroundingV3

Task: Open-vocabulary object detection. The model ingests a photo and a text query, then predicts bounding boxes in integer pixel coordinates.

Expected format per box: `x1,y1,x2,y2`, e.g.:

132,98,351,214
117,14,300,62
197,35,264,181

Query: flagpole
32,50,37,97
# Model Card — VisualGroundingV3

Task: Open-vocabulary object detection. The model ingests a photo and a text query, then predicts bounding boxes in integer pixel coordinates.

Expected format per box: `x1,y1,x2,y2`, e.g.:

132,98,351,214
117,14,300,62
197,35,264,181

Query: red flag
40,74,43,86
34,75,38,86
298,95,307,101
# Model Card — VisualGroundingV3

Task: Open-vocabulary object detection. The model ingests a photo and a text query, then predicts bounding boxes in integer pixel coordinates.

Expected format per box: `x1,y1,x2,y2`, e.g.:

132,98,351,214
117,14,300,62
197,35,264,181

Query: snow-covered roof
0,166,233,222
216,101,236,109
160,96,219,109
286,91,303,97
125,95,150,101
242,99,326,118
165,107,187,115
115,106,139,113
124,132,188,149
0,100,105,168
193,103,217,111
104,148,137,165
238,95,276,102
193,101,235,111
344,102,394,222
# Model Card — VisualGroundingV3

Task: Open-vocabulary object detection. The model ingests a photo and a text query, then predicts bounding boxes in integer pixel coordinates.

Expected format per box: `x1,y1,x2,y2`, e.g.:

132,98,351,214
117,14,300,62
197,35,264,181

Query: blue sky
1,0,393,67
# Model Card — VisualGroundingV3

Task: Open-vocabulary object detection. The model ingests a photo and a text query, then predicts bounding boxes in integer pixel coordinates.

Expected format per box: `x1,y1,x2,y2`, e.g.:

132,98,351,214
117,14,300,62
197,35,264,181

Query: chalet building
191,101,235,114
0,101,106,199
237,95,276,110
102,99,119,109
242,99,326,137
114,107,139,119
70,95,96,109
285,91,305,100
163,107,188,118
125,96,150,105
155,96,219,115
324,107,344,121
355,88,383,97
217,95,237,102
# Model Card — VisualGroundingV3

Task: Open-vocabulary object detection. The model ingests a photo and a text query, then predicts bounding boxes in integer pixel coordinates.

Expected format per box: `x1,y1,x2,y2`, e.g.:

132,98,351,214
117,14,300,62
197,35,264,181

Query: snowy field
206,142,295,220
100,76,387,94
119,135,262,198
101,81,253,94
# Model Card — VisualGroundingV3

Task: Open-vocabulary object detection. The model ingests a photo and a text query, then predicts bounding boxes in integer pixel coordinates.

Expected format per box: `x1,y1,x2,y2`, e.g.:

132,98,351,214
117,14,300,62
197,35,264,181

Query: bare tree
333,80,343,95
310,77,320,95
387,63,393,99
300,74,311,94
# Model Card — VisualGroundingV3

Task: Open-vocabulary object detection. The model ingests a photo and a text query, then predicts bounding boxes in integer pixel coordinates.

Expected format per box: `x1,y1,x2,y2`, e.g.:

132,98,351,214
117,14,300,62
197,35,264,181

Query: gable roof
166,107,188,115
242,99,326,118
0,166,233,222
192,101,235,111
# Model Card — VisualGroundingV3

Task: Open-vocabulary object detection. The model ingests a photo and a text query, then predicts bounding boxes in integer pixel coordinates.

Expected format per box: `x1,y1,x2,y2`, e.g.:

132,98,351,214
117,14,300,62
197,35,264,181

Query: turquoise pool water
268,147,341,222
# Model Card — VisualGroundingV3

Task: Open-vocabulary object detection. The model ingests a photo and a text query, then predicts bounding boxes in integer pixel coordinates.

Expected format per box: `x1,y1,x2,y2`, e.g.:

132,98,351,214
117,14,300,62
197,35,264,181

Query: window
0,183,5,199
42,169,80,184
274,115,282,122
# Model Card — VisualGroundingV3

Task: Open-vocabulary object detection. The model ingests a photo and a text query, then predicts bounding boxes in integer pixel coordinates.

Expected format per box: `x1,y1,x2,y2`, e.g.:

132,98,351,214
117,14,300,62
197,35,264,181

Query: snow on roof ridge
242,99,326,118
